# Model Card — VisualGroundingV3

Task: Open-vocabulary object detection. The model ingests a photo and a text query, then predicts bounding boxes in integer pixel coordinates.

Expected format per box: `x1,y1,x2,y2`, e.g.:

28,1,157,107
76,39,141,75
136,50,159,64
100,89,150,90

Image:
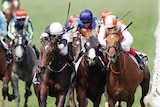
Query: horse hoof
24,103,28,107
8,94,16,101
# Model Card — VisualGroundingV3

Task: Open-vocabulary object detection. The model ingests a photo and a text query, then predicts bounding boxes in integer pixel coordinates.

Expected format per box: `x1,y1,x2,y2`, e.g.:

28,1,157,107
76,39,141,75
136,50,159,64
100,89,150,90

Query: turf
0,0,158,106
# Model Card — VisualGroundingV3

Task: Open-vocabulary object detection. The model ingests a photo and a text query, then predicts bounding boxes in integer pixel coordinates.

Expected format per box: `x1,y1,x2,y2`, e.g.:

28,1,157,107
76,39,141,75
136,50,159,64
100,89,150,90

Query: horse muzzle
107,54,117,63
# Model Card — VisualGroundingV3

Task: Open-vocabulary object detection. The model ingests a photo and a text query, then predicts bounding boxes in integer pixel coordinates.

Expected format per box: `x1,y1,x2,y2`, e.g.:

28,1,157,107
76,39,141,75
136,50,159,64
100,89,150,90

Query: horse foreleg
140,67,150,107
127,95,134,107
2,84,8,107
65,87,72,107
39,85,48,107
24,81,32,107
56,94,66,107
93,95,102,107
69,86,76,107
108,97,117,107
11,72,20,107
76,86,87,107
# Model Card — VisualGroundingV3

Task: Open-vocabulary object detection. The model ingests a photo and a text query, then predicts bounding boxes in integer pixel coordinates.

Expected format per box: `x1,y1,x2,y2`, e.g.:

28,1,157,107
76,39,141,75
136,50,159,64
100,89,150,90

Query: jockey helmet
104,15,117,28
15,9,27,19
80,9,92,23
101,10,112,20
69,14,79,24
49,22,64,35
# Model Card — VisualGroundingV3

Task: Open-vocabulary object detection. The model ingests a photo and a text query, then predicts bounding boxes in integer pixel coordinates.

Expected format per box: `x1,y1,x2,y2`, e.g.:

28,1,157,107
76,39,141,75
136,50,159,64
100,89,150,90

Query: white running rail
144,0,160,106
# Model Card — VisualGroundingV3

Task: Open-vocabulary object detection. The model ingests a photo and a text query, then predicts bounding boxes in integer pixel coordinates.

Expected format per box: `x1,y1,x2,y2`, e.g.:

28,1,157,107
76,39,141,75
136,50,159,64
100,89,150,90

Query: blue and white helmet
80,9,93,23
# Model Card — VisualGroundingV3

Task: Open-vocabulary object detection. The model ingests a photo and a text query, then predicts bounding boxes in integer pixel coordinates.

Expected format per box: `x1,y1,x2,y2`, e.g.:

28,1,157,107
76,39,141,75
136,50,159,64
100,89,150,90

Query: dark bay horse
103,28,150,107
33,35,72,107
10,33,37,107
65,33,82,107
76,36,106,107
0,40,15,107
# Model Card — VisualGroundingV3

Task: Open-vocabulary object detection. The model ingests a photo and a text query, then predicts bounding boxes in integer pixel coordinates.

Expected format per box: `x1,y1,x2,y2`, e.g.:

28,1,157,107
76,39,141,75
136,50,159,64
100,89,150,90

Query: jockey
98,10,113,28
0,10,12,63
8,9,40,58
38,22,75,82
64,14,79,30
70,9,99,62
40,22,73,63
64,14,79,60
98,15,148,70
1,0,19,15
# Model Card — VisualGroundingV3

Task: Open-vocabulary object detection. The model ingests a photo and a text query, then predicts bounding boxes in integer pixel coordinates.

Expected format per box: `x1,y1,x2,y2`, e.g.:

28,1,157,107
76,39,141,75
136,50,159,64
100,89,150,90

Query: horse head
12,33,28,62
104,27,122,63
84,36,99,66
38,36,59,73
72,33,82,60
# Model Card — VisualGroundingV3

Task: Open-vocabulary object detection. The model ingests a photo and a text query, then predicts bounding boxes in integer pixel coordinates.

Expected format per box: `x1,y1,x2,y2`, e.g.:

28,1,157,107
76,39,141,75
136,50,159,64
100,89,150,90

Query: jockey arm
93,19,99,38
120,23,133,52
8,19,16,40
25,18,34,40
98,24,106,47
0,11,7,37
58,33,68,50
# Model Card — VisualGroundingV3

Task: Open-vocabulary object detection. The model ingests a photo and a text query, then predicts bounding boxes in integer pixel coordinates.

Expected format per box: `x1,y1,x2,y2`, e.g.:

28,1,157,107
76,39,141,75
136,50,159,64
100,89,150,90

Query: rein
110,52,126,74
47,61,69,73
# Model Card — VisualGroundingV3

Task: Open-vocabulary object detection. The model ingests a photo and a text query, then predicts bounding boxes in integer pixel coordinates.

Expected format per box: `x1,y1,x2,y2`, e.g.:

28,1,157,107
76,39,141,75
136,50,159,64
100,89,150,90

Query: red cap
15,9,27,19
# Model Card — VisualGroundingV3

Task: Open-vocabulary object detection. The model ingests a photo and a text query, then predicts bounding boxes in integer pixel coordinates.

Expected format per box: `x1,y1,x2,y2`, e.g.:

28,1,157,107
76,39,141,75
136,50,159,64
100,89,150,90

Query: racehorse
103,28,150,107
0,38,15,107
32,35,73,107
75,36,106,107
10,32,37,107
65,33,82,107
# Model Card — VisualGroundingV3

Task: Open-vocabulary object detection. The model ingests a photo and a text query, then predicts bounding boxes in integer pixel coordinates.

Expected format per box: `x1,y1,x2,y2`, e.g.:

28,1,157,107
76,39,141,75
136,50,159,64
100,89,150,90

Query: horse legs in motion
65,85,76,107
11,72,32,107
140,65,150,107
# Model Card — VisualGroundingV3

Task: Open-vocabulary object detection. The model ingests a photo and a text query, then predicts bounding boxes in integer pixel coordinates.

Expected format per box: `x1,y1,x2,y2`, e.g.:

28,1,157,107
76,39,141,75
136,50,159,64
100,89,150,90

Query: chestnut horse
33,35,72,107
76,36,106,107
103,28,150,107
0,39,15,107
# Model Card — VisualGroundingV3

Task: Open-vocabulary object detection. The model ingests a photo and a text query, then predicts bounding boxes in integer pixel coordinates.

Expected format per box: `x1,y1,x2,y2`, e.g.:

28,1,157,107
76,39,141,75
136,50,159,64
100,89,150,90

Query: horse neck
111,52,125,71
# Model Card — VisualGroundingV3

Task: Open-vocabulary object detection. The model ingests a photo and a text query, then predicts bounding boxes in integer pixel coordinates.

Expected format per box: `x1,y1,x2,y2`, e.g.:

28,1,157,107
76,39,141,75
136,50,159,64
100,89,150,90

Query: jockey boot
32,66,41,84
65,52,76,85
32,45,40,59
128,48,145,70
135,54,145,70
74,51,84,63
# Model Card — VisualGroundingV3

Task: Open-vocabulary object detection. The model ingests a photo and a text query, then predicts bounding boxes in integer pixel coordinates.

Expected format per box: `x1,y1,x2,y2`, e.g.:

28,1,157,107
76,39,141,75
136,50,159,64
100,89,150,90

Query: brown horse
103,28,150,107
0,39,15,107
32,36,73,107
65,33,82,107
76,36,106,107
